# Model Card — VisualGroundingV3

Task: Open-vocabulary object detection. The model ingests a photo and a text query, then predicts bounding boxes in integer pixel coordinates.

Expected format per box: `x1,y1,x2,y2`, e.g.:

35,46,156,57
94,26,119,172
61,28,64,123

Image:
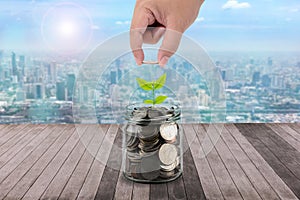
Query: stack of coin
158,143,180,178
124,106,181,181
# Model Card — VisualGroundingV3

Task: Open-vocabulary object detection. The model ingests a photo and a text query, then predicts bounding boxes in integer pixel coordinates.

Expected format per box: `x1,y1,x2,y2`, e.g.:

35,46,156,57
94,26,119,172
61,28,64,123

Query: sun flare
57,20,77,38
41,2,93,54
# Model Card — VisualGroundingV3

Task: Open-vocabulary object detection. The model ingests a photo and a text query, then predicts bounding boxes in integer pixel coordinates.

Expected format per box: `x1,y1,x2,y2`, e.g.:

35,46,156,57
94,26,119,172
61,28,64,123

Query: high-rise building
34,83,44,99
25,84,35,99
271,74,285,89
261,74,271,88
83,85,88,102
117,68,122,80
16,89,26,101
252,71,260,86
48,61,57,84
268,57,273,66
19,55,25,76
11,52,17,76
0,65,3,82
67,73,75,101
110,71,117,84
56,81,66,101
0,50,3,63
220,68,234,81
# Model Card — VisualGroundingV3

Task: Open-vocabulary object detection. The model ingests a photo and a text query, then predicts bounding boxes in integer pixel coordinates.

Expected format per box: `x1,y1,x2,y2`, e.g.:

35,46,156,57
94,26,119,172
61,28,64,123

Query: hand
130,0,204,66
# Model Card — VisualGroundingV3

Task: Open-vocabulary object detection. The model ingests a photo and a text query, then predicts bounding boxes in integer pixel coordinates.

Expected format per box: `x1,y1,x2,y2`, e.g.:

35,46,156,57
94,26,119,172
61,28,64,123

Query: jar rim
124,103,181,124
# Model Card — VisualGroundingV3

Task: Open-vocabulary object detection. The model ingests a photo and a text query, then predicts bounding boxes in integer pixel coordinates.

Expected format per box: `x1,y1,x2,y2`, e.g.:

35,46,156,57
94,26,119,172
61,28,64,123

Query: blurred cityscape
0,49,299,124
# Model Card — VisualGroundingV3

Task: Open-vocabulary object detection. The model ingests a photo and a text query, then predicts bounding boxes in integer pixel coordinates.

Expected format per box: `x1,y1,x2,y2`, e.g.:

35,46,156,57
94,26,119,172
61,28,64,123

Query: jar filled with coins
122,103,182,183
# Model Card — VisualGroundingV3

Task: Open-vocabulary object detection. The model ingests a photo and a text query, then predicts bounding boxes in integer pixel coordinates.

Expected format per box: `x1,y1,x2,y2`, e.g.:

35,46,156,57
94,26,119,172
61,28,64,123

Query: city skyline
0,49,300,124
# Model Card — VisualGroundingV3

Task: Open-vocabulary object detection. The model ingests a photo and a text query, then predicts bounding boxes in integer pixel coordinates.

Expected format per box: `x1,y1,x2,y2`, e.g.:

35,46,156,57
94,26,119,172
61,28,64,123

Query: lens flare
41,2,93,54
57,20,78,38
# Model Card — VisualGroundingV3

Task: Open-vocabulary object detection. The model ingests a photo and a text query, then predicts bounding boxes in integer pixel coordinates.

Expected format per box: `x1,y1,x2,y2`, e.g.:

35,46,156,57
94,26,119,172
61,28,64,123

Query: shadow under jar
122,103,183,183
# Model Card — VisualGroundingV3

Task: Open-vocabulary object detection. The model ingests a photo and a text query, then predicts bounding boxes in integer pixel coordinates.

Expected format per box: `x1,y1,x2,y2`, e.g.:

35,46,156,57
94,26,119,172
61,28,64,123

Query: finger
130,8,155,65
143,27,166,44
158,29,182,67
130,29,145,66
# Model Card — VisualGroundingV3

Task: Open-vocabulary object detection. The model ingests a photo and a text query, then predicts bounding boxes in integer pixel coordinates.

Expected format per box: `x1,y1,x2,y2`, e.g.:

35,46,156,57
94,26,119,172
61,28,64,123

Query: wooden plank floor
0,124,299,200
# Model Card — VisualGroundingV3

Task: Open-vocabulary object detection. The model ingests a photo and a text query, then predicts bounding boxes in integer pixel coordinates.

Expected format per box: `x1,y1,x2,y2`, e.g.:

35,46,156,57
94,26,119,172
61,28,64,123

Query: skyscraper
19,55,25,76
261,75,271,87
252,71,260,86
11,52,17,76
34,83,44,99
0,65,3,82
0,50,3,63
67,73,75,101
110,71,117,84
268,57,273,66
56,81,66,101
48,61,57,84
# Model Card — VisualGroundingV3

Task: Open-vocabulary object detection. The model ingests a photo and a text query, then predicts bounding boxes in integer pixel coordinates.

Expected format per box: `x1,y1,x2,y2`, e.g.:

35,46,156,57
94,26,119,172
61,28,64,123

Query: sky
0,0,300,53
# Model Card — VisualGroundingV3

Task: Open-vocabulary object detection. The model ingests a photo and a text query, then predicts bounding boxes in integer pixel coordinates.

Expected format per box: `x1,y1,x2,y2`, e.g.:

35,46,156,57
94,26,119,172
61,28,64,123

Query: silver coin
147,108,164,119
141,153,160,173
139,125,159,139
132,108,148,119
158,144,178,165
127,140,139,151
130,164,142,179
141,170,160,180
160,162,177,172
126,124,141,135
160,122,178,141
142,61,159,65
159,170,175,179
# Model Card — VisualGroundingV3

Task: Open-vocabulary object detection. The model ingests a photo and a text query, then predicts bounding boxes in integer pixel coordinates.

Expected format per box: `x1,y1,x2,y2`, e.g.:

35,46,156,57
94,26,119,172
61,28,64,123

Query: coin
160,122,178,141
139,139,161,153
139,125,159,139
127,151,141,163
142,170,160,180
160,170,175,179
132,107,148,119
158,144,178,165
160,162,177,172
130,164,142,179
142,61,159,65
147,107,164,119
127,137,139,151
141,153,160,170
126,124,141,135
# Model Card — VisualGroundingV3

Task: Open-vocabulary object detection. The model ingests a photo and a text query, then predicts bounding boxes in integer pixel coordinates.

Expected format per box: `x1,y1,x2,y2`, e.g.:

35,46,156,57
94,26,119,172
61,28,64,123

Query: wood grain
0,124,298,200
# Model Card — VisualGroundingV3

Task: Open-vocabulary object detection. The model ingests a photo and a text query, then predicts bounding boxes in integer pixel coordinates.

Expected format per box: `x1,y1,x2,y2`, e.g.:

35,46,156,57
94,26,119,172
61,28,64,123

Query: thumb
158,29,182,67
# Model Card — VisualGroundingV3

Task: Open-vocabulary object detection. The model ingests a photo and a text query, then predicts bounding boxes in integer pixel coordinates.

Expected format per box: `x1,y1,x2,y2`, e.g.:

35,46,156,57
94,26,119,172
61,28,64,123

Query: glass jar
122,103,182,183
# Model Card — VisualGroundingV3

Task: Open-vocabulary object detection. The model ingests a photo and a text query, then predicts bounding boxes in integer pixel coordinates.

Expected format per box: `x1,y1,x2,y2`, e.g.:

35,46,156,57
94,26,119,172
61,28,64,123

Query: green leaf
154,95,167,104
154,73,166,90
144,99,154,104
136,78,153,91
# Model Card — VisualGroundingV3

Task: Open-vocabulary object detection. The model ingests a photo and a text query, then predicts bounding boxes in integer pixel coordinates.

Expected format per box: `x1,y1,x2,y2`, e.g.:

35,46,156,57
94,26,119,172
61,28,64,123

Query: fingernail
159,56,169,67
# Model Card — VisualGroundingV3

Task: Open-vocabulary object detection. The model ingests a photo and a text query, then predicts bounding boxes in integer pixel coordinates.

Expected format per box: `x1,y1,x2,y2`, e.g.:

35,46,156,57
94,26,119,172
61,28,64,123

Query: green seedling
136,73,167,105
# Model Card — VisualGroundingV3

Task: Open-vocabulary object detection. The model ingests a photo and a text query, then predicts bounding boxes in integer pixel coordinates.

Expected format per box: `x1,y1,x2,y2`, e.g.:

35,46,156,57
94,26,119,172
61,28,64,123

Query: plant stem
152,83,155,106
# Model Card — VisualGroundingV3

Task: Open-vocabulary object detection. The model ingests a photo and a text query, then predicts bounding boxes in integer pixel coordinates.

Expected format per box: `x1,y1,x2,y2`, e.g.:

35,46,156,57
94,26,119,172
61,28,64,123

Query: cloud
222,0,251,9
115,20,131,25
285,17,292,22
290,8,299,13
91,24,100,30
195,17,205,23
